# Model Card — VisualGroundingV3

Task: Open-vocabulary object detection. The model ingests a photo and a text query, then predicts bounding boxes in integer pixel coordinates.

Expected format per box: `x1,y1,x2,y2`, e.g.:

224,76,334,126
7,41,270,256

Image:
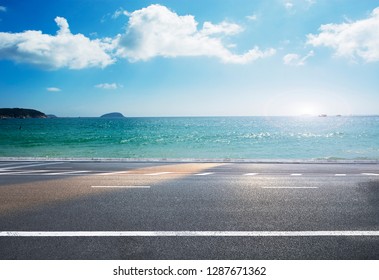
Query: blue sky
1,0,379,117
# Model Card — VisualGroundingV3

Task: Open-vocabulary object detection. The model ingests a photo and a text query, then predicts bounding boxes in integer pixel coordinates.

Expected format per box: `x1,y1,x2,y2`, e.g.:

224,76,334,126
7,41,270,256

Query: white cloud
283,50,314,66
0,6,6,12
0,17,115,69
282,0,316,12
285,2,294,10
112,8,130,19
201,21,243,36
307,7,379,62
95,83,120,90
0,5,277,69
246,14,258,21
46,87,61,92
116,4,275,64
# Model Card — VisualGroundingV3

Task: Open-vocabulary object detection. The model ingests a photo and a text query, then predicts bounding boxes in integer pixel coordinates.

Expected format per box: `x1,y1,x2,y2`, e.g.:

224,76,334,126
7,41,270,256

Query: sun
294,102,320,116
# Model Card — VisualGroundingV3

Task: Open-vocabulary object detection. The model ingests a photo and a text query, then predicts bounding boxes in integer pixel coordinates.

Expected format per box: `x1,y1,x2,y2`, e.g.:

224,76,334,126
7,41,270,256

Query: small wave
290,132,344,138
240,132,272,139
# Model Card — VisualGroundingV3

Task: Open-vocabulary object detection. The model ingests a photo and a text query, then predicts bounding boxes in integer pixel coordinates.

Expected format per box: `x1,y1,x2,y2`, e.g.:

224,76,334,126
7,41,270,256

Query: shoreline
1,157,378,164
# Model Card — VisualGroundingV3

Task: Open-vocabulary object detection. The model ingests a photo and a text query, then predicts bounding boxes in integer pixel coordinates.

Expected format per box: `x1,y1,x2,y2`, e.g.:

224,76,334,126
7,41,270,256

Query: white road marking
0,170,91,176
43,170,90,176
195,172,214,176
1,231,378,237
262,187,318,189
1,168,377,178
244,173,258,176
362,173,379,176
0,162,63,170
0,162,37,168
95,171,130,176
0,170,48,175
91,186,150,189
146,172,174,176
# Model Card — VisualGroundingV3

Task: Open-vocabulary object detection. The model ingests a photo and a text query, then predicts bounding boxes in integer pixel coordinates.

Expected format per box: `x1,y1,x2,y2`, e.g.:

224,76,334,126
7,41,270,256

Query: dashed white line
244,173,258,176
362,173,379,176
95,171,130,176
262,187,318,189
1,169,377,177
146,172,174,176
195,172,214,176
1,231,378,237
43,171,90,176
91,186,150,189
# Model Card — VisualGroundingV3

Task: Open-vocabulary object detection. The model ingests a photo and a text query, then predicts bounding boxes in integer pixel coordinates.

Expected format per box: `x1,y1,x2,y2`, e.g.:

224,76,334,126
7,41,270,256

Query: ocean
1,116,379,160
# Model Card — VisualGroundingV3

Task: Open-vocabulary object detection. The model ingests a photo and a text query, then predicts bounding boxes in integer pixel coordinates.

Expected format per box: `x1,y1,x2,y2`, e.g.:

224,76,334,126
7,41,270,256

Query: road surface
0,160,378,259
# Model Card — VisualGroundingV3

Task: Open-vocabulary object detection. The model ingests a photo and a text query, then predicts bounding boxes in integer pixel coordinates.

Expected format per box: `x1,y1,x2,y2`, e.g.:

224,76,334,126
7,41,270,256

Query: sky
0,0,379,117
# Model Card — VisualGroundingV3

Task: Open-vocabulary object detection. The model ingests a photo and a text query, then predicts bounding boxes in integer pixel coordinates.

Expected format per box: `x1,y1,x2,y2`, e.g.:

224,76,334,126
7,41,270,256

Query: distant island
100,112,126,118
0,108,47,119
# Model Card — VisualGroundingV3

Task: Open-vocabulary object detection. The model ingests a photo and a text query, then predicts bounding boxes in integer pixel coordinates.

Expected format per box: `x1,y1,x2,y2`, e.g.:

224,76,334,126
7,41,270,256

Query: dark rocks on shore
100,112,126,118
0,108,47,119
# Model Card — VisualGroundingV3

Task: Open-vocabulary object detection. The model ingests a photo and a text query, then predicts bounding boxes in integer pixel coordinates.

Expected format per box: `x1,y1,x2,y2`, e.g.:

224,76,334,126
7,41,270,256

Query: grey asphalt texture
0,160,378,259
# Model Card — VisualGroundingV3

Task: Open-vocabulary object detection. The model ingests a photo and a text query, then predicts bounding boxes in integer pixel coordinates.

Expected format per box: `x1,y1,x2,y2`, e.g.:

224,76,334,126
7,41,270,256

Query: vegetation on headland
0,108,128,119
0,108,47,119
100,112,126,118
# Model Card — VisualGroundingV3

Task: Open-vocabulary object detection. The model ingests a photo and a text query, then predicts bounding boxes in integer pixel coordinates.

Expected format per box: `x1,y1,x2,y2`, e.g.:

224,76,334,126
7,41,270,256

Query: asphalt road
0,160,378,259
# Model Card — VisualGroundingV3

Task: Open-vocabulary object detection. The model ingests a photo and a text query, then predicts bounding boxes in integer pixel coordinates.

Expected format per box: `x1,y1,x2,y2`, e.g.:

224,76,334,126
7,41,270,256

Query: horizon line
37,114,379,118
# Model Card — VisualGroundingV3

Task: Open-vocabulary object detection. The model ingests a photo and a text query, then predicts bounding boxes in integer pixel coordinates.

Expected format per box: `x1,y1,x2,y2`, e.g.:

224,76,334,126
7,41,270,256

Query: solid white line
290,173,303,176
1,162,63,170
0,170,48,175
0,170,90,176
91,186,150,189
146,172,174,176
335,174,346,176
262,187,318,189
0,162,38,168
244,173,258,176
362,173,379,176
195,172,214,176
1,231,378,237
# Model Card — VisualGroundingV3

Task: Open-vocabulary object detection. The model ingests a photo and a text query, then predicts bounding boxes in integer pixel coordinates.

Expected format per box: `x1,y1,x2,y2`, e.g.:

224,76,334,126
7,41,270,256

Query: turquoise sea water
0,116,379,159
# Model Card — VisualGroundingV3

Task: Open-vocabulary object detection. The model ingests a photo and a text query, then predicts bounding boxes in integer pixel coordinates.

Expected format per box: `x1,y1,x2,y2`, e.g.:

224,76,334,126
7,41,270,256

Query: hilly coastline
100,112,126,118
0,108,47,119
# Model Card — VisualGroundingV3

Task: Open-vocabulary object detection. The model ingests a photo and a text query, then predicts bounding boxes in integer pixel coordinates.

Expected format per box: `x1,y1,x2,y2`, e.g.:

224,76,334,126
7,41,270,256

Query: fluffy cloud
0,5,276,69
116,4,275,64
201,21,243,36
0,17,115,69
283,50,314,66
95,83,120,90
307,7,379,62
